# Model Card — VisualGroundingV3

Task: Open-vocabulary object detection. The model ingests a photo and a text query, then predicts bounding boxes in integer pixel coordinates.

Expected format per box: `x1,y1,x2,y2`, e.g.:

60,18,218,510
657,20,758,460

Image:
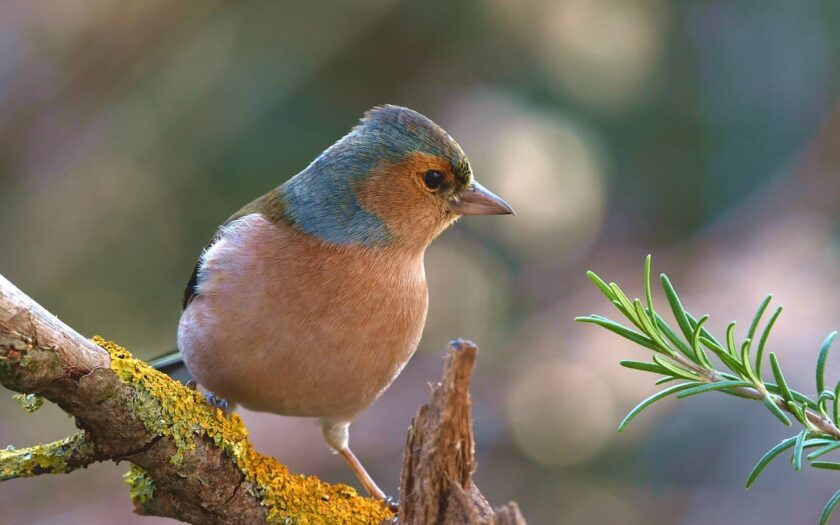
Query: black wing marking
182,261,201,309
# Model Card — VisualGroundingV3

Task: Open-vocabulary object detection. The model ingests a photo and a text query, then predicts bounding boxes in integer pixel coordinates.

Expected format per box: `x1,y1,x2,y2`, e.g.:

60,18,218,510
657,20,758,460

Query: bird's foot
185,379,197,390
382,496,399,513
203,391,230,415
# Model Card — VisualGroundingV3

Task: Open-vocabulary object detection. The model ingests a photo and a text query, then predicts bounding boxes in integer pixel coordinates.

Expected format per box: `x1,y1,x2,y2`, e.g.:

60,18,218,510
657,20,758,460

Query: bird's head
281,105,513,250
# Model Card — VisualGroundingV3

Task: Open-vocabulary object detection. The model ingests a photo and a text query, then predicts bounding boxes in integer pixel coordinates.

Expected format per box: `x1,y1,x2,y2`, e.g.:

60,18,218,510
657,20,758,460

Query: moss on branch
94,337,393,524
1,433,96,480
124,464,156,505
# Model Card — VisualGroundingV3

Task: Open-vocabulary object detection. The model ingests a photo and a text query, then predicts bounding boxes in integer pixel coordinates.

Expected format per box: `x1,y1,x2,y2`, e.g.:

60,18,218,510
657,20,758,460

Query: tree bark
400,339,526,525
0,273,525,524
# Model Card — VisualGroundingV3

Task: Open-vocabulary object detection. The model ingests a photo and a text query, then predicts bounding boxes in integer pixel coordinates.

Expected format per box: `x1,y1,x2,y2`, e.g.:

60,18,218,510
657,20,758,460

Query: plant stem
669,352,840,439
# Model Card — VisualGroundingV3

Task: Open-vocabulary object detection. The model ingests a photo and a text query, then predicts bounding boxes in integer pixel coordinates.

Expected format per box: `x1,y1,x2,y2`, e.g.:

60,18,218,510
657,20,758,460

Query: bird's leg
322,420,396,508
337,446,388,500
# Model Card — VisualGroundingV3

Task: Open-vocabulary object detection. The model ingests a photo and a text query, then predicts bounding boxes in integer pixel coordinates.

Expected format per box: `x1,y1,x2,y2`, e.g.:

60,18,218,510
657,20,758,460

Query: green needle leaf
674,380,753,399
575,316,660,352
586,271,615,301
762,395,792,426
819,390,836,405
610,283,642,329
808,441,840,461
652,354,702,380
820,489,840,525
699,336,748,376
793,430,810,471
819,389,836,419
740,338,759,384
834,380,840,426
698,334,727,354
611,299,639,328
726,322,738,357
619,360,671,375
747,295,773,343
786,400,809,427
762,383,819,410
812,461,840,470
690,315,713,369
655,376,679,385
746,436,797,488
694,343,712,371
770,352,794,403
660,274,695,343
653,312,695,359
817,331,838,394
633,299,670,351
756,306,783,379
803,438,835,448
644,254,655,324
687,312,725,351
618,382,702,432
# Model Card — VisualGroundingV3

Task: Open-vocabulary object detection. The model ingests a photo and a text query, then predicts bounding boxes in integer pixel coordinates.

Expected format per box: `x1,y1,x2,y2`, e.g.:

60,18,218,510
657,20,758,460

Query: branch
0,273,393,523
0,433,97,481
0,272,526,524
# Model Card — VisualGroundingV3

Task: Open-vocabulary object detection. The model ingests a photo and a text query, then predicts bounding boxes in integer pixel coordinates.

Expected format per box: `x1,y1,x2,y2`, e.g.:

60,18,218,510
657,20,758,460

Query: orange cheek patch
355,153,447,215
355,152,453,246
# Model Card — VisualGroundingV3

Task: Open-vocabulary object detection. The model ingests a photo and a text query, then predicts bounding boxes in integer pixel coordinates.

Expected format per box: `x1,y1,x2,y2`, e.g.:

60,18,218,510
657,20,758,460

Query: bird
153,105,513,503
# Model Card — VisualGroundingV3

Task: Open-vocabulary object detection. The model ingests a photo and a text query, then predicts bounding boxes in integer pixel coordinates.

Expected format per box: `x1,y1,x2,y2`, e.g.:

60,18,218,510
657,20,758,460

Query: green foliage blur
1,1,839,523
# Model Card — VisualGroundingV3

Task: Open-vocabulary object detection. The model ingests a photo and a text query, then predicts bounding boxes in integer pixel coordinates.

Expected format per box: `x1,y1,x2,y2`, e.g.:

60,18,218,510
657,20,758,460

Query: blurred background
1,1,840,523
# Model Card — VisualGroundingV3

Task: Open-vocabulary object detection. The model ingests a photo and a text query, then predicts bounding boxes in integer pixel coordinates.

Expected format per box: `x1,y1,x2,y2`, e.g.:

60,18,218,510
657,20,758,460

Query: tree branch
0,433,98,481
0,272,526,524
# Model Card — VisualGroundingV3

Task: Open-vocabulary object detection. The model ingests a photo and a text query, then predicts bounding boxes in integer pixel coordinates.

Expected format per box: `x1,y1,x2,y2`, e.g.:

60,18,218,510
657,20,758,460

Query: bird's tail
148,349,193,384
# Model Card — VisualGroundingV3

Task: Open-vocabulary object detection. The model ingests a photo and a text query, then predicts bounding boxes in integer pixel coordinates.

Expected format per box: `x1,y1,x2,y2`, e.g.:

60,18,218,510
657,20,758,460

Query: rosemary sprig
577,256,840,525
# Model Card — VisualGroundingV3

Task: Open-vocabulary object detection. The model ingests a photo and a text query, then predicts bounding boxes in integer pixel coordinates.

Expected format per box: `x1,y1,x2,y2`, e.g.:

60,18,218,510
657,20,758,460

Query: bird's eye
423,170,444,190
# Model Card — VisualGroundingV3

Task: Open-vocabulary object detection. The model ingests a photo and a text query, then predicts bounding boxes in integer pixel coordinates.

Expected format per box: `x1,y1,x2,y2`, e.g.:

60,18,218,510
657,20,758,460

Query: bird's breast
177,213,428,420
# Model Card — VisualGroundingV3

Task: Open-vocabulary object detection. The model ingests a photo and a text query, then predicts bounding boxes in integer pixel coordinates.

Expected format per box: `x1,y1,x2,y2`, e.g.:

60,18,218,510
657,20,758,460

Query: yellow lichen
12,393,44,413
93,337,392,524
123,464,155,504
0,433,93,480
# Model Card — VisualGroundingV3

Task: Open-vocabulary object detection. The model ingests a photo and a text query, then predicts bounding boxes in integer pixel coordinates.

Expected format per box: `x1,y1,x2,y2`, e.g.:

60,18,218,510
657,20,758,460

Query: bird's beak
447,181,515,216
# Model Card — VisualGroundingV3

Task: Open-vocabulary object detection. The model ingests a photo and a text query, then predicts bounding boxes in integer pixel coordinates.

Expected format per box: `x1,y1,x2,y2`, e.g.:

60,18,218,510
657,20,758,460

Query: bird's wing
182,188,286,309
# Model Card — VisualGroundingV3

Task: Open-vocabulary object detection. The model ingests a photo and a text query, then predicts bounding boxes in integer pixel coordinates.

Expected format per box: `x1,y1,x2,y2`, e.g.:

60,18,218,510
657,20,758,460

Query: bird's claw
382,496,399,513
203,391,230,415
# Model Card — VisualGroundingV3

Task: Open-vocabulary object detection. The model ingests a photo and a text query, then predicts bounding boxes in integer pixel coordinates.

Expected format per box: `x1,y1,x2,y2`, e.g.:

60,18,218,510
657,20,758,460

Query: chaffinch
157,105,513,502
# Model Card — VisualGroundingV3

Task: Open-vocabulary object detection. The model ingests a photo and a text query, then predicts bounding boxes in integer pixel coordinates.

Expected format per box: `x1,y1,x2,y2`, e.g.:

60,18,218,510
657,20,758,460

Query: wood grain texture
399,340,527,525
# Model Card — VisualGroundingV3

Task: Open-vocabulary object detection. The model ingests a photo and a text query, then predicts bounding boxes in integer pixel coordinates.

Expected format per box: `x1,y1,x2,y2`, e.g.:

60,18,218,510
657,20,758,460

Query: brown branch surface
0,273,526,524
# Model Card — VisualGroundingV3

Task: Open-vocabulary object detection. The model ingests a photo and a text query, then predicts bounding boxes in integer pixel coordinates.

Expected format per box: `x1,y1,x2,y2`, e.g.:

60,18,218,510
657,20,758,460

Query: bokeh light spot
447,89,608,262
506,359,616,466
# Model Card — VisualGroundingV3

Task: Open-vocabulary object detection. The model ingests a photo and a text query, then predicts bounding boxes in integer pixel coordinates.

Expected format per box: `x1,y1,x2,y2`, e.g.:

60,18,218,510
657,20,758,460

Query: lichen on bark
12,392,43,413
124,464,155,505
94,337,393,524
0,433,95,481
